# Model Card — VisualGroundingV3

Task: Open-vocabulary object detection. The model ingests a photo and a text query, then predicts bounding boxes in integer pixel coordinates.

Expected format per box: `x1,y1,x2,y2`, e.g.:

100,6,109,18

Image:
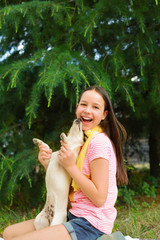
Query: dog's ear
60,133,67,143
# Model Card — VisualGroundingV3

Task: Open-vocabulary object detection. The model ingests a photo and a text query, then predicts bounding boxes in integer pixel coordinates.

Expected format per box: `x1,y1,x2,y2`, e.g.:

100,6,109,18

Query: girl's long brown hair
79,86,128,186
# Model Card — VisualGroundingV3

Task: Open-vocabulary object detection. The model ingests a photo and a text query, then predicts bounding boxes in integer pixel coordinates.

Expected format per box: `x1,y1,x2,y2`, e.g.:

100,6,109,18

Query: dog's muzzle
75,118,81,124
75,118,82,131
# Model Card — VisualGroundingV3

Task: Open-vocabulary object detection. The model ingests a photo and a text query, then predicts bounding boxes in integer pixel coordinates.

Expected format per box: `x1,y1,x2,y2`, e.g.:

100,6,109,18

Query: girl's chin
82,127,89,131
82,123,93,131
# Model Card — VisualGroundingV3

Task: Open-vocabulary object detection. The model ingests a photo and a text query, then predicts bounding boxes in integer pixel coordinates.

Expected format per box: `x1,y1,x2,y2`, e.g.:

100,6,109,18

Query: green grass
113,166,160,239
114,199,160,239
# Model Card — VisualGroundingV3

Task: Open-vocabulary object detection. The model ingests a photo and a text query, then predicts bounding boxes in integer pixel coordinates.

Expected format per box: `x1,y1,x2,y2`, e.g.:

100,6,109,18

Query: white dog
33,119,83,230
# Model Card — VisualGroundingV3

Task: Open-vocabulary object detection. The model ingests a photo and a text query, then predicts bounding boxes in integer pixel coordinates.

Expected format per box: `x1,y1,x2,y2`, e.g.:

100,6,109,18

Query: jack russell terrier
33,119,83,230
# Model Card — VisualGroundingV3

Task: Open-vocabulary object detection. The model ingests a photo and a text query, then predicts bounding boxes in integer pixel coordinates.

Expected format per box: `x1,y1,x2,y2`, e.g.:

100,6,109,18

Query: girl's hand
38,145,52,169
58,141,75,171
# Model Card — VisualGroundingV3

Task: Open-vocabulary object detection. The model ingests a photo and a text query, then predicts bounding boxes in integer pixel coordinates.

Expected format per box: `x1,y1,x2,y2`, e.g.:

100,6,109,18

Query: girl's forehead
80,90,105,105
81,90,101,98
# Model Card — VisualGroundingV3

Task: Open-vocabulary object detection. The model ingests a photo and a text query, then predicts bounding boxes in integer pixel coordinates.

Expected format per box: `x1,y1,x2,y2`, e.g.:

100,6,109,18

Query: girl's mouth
81,117,92,123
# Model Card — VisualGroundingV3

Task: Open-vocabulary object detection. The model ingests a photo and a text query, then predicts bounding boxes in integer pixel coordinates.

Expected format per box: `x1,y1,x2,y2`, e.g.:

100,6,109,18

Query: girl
3,86,128,240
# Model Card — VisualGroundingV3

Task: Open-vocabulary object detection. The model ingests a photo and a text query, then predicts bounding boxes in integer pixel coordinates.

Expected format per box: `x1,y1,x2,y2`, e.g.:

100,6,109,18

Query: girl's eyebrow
80,100,102,107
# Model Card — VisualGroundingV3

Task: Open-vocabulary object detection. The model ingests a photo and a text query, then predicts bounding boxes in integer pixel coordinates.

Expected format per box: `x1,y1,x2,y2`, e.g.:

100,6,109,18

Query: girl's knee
3,225,13,240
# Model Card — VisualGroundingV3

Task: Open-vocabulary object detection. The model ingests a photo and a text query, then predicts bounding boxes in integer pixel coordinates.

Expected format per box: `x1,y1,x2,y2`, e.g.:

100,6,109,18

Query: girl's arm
58,141,109,207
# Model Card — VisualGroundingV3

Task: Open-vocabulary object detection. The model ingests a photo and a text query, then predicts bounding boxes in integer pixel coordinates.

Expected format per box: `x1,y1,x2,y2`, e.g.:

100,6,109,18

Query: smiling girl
3,86,128,240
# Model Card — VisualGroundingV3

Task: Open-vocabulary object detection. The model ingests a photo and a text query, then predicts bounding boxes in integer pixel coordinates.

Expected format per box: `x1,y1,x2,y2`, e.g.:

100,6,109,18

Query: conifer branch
123,86,135,112
155,0,158,5
137,41,145,76
25,83,43,128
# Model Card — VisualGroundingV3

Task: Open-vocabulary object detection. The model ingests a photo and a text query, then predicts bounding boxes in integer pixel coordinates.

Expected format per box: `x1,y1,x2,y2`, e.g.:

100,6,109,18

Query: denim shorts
63,211,104,240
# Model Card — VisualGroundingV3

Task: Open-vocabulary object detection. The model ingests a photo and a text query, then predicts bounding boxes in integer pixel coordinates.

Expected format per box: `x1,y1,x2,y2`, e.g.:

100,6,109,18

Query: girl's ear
76,103,79,109
102,110,108,120
75,103,79,113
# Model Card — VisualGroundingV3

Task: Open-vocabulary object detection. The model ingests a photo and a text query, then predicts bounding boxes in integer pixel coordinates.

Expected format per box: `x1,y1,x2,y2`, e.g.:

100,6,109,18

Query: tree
0,0,159,205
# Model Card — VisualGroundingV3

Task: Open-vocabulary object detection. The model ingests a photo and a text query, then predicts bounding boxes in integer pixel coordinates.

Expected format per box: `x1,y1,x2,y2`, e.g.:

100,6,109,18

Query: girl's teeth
82,117,92,121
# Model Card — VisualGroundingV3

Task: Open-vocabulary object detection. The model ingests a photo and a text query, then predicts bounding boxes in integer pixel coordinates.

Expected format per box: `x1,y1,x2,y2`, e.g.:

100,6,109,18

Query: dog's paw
33,138,43,146
33,138,50,149
60,133,67,143
34,217,49,230
34,210,50,230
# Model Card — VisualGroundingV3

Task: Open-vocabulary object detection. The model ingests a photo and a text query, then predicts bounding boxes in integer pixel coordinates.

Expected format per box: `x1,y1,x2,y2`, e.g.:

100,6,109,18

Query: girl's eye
80,103,86,106
94,106,99,109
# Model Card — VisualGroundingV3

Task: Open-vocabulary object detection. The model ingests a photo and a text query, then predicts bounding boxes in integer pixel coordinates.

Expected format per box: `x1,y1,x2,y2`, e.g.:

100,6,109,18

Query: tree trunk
149,127,160,178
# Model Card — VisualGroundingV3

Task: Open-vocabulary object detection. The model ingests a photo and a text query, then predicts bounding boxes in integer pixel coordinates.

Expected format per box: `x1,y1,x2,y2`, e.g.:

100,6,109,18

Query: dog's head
60,119,84,159
68,118,83,143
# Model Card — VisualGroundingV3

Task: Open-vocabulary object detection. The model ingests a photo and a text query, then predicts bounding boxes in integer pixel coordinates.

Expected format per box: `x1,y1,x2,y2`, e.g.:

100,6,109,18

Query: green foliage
0,207,40,233
117,169,160,208
118,186,136,206
140,182,156,198
0,45,112,126
0,0,160,207
1,0,159,124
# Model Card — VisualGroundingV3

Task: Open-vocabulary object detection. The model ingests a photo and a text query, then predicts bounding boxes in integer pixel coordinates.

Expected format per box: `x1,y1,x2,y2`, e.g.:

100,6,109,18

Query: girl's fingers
60,146,67,153
38,146,52,163
60,141,70,151
37,144,52,169
39,153,51,159
39,145,51,151
60,140,68,147
39,145,52,154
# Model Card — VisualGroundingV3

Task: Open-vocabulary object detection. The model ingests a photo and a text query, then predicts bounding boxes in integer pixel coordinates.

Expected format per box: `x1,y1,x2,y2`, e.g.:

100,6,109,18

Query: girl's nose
84,106,91,113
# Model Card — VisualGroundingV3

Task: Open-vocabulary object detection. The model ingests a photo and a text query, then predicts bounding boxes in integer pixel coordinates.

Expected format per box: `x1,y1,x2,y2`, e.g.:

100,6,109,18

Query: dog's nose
75,118,81,124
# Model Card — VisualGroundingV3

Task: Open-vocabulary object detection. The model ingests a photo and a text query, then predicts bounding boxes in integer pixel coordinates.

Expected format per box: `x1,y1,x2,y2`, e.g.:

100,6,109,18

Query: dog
33,119,83,230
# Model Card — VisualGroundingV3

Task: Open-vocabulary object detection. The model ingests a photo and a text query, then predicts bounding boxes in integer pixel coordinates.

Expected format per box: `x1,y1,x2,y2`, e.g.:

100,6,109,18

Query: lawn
114,194,160,239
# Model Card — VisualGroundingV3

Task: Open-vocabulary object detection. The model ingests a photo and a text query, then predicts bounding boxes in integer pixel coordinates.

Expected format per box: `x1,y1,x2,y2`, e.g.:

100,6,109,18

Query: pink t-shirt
69,133,118,234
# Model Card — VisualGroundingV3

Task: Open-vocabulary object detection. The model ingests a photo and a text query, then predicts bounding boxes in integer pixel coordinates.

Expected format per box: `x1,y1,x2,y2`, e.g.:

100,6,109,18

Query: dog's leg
48,134,70,226
34,207,49,230
34,195,54,230
50,196,68,226
50,177,70,226
33,138,50,165
60,133,68,143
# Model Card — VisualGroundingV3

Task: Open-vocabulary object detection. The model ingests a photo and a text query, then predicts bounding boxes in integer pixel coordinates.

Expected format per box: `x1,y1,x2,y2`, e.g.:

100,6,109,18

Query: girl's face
76,90,108,131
